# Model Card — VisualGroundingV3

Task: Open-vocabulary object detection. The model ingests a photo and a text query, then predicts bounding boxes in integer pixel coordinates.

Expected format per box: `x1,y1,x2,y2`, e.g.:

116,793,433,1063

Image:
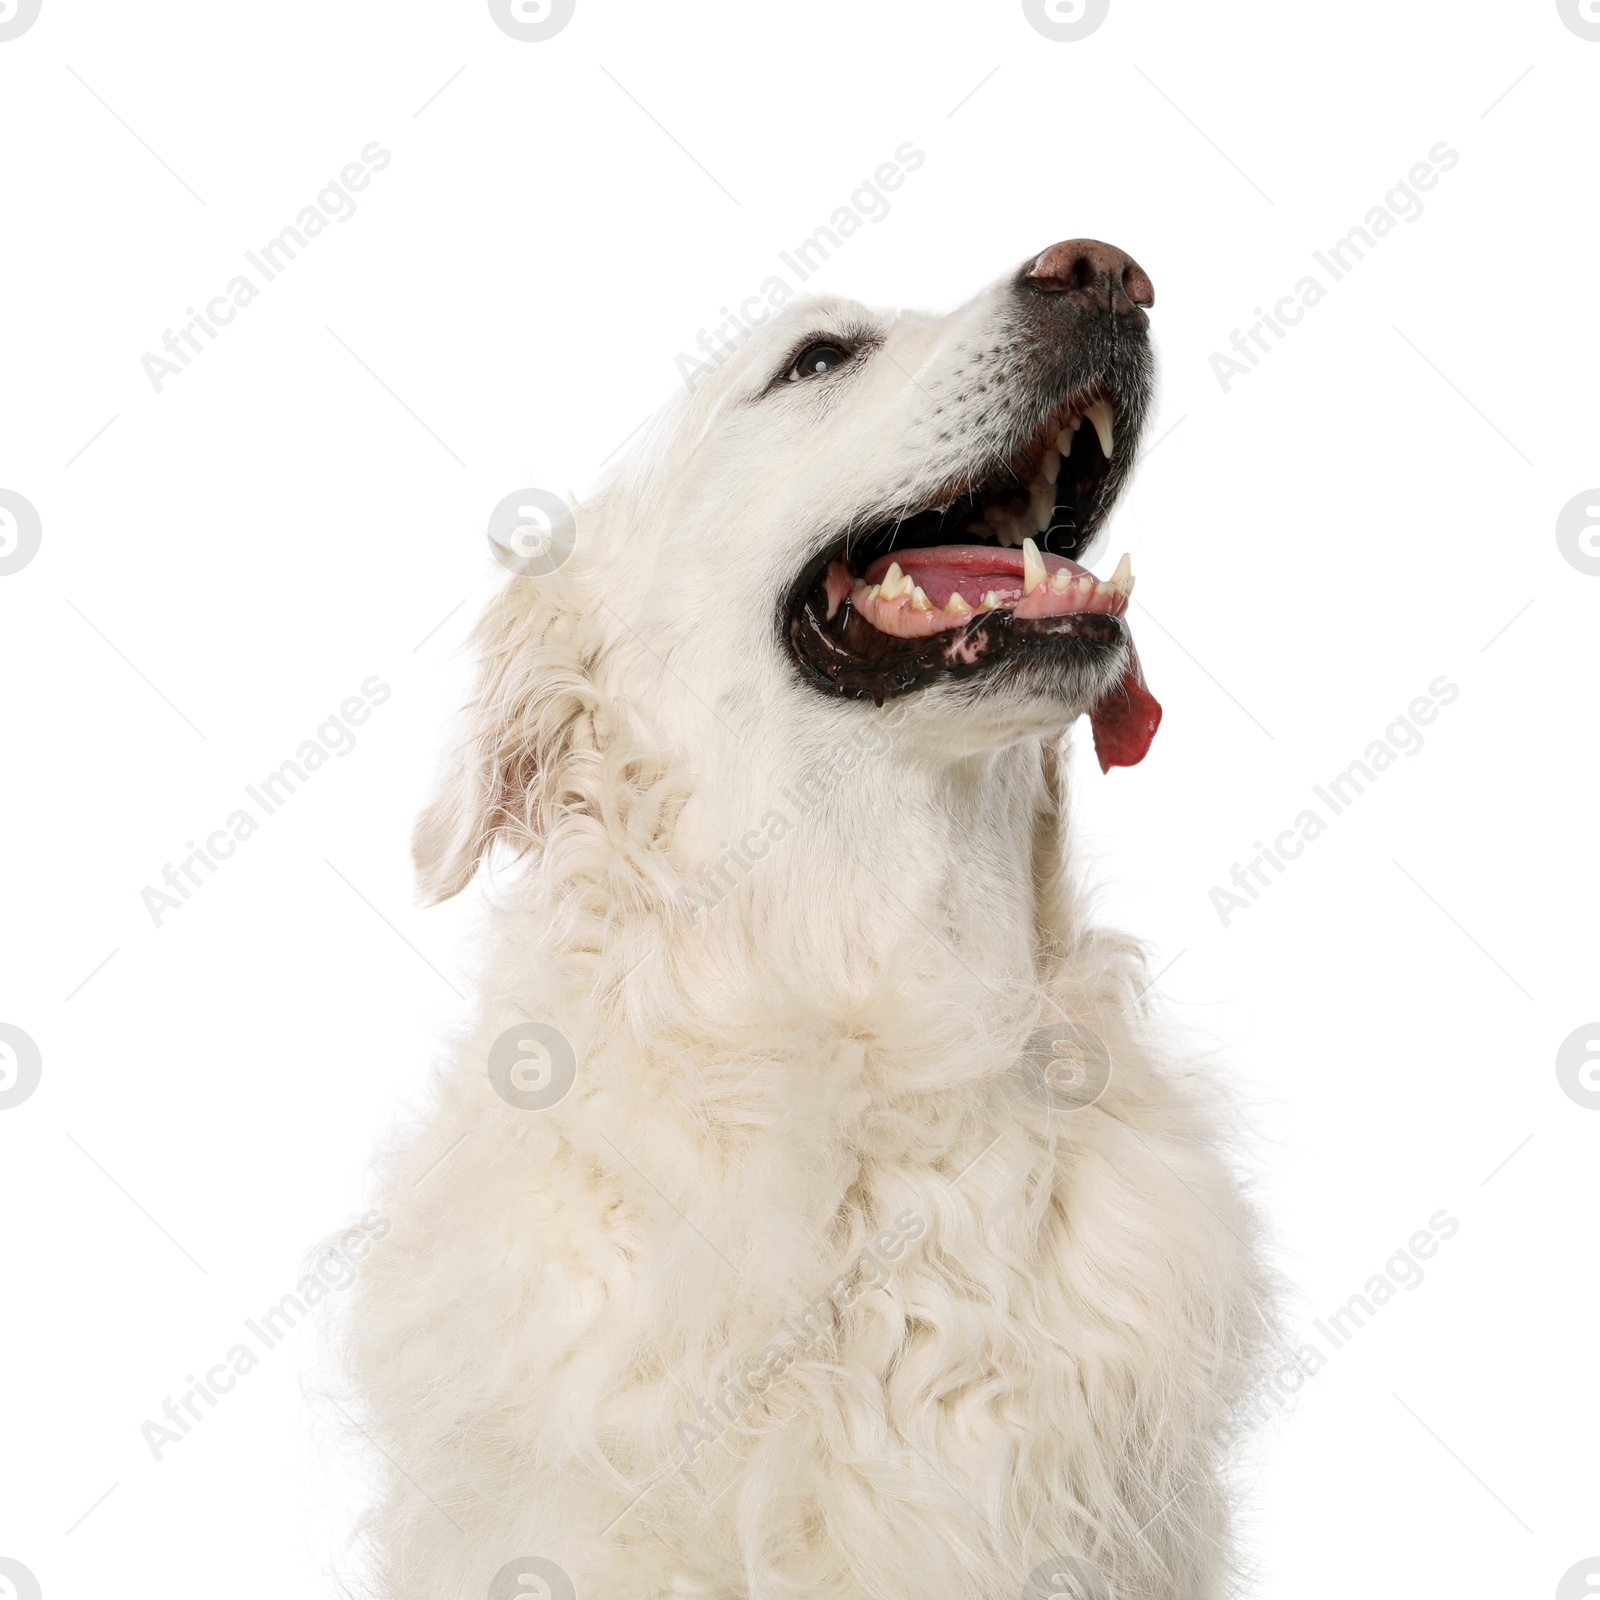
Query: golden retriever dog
344,238,1271,1600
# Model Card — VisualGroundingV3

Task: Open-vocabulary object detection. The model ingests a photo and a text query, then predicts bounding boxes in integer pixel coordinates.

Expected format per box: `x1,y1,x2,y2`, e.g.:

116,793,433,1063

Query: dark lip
778,352,1150,703
788,600,1126,705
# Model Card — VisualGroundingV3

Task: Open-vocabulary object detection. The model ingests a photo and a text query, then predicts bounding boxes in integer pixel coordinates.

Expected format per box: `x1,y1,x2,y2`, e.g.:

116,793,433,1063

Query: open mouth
782,388,1162,770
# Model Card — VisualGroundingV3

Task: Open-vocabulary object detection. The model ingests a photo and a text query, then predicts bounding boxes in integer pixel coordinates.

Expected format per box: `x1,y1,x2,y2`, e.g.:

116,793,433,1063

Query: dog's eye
786,341,853,382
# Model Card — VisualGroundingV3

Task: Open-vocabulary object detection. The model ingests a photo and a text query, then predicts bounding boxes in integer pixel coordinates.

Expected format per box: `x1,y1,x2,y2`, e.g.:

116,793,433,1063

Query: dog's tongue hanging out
843,538,1163,771
1087,641,1161,772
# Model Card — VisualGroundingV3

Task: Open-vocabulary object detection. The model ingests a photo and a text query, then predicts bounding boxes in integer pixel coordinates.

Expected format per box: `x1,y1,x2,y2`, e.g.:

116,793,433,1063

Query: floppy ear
412,582,598,903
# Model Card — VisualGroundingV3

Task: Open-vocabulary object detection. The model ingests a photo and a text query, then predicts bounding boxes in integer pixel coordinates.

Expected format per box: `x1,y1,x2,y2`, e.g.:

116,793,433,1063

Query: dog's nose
1025,239,1155,313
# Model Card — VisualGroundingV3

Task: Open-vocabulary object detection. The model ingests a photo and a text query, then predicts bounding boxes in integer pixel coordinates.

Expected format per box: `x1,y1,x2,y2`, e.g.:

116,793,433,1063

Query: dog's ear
412,583,597,903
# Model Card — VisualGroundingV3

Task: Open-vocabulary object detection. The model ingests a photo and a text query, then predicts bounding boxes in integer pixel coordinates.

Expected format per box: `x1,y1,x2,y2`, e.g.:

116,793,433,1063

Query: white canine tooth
943,591,973,615
982,590,1003,610
1050,568,1073,591
1086,397,1114,460
909,584,933,611
1029,482,1053,532
1042,449,1061,485
1109,552,1132,589
1021,537,1047,595
1122,574,1136,600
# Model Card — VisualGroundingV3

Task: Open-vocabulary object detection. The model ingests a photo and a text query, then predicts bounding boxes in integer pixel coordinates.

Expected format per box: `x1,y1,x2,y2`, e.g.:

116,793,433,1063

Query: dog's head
418,240,1162,901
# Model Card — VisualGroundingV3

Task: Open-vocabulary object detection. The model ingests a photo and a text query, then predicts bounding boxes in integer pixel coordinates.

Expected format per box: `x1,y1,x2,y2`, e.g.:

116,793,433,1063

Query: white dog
344,240,1272,1600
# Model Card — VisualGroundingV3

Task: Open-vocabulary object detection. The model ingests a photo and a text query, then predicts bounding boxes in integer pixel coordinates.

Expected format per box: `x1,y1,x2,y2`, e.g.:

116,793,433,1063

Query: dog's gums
783,393,1163,770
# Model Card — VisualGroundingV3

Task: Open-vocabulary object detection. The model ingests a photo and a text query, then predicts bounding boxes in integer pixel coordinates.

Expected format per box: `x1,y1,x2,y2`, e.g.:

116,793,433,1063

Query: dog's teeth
1086,398,1114,459
1041,449,1061,485
943,591,973,616
1109,552,1132,588
1029,483,1053,532
982,590,1003,610
1050,568,1073,591
967,521,989,536
909,584,933,611
880,562,914,600
1021,538,1047,595
1055,428,1075,457
1121,574,1136,599
1077,574,1094,596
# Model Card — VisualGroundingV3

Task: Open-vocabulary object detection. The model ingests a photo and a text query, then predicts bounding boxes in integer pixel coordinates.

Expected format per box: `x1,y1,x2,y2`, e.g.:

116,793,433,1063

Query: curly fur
340,259,1274,1600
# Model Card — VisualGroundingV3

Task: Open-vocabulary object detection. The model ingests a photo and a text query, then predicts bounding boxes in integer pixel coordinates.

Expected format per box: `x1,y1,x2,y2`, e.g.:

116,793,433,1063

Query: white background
1,1,1596,1596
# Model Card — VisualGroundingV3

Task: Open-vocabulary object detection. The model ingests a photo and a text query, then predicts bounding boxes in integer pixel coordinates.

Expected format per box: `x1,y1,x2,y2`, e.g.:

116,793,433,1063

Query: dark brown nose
1025,238,1155,312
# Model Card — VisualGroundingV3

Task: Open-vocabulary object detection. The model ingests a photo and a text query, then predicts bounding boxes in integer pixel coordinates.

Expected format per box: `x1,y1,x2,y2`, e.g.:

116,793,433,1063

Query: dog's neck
650,733,1073,1023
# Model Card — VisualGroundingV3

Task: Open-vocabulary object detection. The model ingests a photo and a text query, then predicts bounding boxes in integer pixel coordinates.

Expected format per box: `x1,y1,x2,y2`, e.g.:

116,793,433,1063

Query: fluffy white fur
343,262,1273,1600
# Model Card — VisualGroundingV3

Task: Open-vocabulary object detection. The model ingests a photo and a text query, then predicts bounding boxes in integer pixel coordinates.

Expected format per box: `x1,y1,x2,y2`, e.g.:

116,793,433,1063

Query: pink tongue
863,545,1051,610
1089,641,1162,772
